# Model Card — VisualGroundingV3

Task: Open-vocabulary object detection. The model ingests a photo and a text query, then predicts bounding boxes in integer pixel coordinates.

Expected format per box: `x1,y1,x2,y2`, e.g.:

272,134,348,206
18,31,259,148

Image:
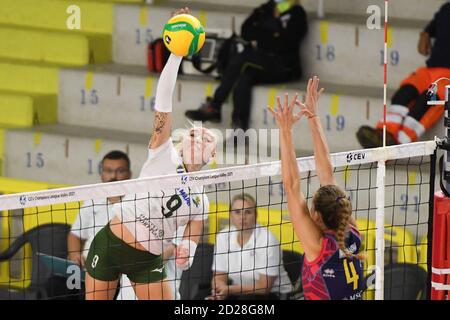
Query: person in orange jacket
357,2,450,148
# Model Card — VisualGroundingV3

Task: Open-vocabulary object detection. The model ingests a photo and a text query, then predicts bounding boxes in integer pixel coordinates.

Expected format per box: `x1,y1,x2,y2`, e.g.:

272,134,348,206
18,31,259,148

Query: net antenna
382,0,389,149
374,0,390,300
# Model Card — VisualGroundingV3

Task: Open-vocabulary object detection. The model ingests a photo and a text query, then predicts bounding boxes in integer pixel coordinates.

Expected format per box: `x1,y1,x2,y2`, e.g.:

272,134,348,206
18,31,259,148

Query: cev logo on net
19,195,27,206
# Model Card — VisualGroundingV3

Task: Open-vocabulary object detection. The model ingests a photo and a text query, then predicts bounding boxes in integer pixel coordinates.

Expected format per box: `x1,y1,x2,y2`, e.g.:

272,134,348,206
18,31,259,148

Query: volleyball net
0,141,437,300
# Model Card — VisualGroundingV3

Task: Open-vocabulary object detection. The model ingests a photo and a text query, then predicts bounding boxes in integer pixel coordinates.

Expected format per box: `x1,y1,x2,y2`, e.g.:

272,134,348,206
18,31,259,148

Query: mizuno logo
178,188,191,207
152,266,164,273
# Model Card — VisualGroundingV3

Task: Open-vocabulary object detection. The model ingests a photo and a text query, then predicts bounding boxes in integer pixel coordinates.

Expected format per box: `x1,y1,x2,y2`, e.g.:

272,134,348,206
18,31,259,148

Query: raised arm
296,77,336,186
149,53,182,149
149,8,188,149
297,78,357,227
268,94,323,261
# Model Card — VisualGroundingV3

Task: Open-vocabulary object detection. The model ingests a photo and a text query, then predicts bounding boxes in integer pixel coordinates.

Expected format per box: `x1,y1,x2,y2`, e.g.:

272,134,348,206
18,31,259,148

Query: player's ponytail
334,197,360,260
313,185,365,261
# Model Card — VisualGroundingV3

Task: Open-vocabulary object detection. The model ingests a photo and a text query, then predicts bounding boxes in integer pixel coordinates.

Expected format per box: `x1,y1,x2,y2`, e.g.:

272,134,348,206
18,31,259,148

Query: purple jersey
302,227,364,300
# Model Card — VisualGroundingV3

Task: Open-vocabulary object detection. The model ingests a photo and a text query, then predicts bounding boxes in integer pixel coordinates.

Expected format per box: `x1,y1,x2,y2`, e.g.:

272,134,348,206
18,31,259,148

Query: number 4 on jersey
343,259,359,290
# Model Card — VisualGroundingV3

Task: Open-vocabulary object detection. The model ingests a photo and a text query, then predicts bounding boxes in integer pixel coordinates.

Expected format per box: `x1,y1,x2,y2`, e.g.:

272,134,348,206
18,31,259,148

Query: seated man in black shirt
185,0,308,131
357,2,450,147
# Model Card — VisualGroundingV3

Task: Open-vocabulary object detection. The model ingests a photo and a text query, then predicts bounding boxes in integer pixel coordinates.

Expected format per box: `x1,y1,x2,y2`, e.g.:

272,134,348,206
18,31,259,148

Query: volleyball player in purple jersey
269,77,365,300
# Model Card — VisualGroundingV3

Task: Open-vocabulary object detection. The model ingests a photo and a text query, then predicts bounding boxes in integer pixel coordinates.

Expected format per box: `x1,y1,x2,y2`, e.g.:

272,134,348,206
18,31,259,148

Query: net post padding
431,191,450,300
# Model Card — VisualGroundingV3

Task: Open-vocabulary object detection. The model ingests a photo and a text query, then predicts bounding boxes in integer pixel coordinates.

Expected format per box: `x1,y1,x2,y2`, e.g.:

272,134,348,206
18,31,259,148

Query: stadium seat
0,0,114,63
0,0,112,33
281,250,304,300
0,129,4,175
0,27,89,66
114,4,426,88
179,242,214,300
58,66,439,153
418,234,428,272
384,225,419,264
100,0,143,2
0,177,67,195
207,203,304,254
0,93,34,127
2,125,147,185
166,0,443,21
0,62,58,95
0,92,57,128
357,219,419,268
365,263,428,300
267,220,304,254
282,250,303,287
0,223,83,300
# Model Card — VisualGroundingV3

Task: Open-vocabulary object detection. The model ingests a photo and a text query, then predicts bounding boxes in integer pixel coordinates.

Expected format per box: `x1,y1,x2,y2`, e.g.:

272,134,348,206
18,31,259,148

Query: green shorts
85,223,166,283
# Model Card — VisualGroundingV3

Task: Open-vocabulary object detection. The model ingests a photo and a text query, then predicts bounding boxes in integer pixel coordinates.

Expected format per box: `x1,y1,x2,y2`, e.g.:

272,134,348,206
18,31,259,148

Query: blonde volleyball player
84,7,217,300
269,77,365,300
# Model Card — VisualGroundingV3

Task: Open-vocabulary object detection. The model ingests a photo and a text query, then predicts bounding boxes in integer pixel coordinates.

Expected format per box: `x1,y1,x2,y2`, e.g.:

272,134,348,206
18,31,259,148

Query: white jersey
115,139,209,255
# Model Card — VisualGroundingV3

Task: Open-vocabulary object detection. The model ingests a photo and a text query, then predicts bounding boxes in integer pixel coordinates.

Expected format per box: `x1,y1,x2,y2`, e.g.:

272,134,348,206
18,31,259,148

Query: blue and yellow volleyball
163,14,206,57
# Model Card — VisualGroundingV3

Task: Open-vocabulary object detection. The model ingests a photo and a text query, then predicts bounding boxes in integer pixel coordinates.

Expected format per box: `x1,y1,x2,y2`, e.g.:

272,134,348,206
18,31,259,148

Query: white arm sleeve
154,54,183,113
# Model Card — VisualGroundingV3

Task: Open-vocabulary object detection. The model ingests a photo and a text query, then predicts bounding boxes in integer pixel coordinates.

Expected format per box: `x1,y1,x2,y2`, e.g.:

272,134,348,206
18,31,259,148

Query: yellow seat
0,94,33,127
207,202,227,243
0,62,58,130
356,219,419,265
0,129,3,175
93,0,143,2
418,234,428,272
357,219,420,299
0,27,89,66
0,177,74,289
0,92,57,128
384,225,418,264
0,62,58,95
0,0,114,63
0,176,66,194
208,203,304,253
267,220,304,254
0,0,112,34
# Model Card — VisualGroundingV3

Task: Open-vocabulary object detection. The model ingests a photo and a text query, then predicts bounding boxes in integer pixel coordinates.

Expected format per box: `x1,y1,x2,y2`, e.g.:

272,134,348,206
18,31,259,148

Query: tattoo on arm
150,112,168,147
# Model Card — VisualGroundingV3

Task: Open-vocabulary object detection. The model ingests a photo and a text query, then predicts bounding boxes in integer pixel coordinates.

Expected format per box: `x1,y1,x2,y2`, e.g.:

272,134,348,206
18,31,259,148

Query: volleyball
163,14,206,57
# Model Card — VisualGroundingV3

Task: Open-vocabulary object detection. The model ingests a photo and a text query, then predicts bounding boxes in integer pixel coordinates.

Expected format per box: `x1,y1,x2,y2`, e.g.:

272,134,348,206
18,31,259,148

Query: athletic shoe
356,126,397,148
185,98,221,123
